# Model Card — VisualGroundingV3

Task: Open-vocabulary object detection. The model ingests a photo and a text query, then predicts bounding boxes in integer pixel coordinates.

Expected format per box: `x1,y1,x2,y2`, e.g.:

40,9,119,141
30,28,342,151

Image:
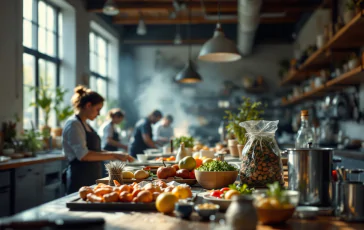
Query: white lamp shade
174,33,182,45
137,19,147,35
103,0,119,16
198,24,241,62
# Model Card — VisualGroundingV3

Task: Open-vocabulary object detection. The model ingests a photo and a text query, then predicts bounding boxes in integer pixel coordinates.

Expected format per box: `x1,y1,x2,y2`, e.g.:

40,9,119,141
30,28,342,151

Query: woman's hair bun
74,85,87,95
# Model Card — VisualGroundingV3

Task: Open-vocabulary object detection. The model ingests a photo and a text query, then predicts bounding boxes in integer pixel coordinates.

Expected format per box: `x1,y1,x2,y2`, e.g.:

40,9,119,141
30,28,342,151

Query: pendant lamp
137,12,147,35
175,0,202,83
198,1,241,62
103,0,119,16
174,17,182,45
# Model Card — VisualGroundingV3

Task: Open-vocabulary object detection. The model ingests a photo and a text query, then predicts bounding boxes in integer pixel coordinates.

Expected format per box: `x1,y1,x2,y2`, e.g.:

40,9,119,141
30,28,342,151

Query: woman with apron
99,108,128,151
62,85,134,194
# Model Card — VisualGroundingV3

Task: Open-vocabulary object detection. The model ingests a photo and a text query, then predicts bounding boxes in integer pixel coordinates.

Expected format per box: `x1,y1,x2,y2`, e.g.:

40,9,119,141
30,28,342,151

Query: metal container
340,181,364,221
286,147,333,206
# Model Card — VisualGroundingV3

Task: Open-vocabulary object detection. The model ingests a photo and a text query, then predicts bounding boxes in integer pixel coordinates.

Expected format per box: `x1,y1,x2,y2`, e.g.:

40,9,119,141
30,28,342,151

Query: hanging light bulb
103,0,119,16
175,0,202,83
198,1,241,62
174,24,182,45
137,13,147,35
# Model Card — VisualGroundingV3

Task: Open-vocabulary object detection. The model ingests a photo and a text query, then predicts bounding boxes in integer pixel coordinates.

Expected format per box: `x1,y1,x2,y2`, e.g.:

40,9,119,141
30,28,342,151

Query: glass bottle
295,110,315,148
176,142,187,162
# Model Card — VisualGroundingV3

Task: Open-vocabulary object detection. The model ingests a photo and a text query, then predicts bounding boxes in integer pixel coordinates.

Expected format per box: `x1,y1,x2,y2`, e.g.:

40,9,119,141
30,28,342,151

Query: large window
89,32,109,100
23,0,62,129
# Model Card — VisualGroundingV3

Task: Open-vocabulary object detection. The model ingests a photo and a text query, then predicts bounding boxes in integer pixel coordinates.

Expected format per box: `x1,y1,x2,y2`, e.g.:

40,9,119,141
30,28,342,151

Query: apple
169,165,176,177
176,169,190,179
189,170,195,179
157,167,170,179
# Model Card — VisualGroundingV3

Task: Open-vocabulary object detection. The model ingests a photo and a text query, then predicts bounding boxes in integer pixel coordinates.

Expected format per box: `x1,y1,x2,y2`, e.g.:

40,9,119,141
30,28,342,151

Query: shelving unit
282,66,364,106
280,10,364,86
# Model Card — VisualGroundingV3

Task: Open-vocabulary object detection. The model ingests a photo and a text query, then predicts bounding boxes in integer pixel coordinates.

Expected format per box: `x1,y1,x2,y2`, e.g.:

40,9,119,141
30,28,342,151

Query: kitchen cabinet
0,170,11,217
42,161,63,203
14,164,43,213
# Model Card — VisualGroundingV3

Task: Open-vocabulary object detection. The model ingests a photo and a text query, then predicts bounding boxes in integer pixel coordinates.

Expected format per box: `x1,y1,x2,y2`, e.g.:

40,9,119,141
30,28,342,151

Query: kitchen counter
334,149,364,161
1,189,363,230
0,151,65,170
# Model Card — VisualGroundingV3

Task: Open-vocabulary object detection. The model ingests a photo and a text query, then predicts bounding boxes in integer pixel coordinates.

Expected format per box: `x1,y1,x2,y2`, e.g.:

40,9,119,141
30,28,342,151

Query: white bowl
202,193,232,211
137,154,148,163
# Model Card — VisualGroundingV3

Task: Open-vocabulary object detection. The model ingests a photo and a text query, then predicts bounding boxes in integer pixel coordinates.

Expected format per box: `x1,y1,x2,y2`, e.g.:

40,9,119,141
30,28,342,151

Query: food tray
66,198,157,211
96,177,197,186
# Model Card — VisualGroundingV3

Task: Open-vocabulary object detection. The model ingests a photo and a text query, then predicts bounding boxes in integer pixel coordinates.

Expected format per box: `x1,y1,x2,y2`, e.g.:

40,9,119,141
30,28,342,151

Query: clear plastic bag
239,120,284,187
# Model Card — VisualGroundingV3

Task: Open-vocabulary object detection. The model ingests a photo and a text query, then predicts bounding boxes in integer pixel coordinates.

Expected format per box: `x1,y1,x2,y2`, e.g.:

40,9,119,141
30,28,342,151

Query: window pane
97,37,106,58
39,59,46,83
90,76,97,91
23,0,33,21
89,33,95,52
46,31,55,56
23,53,36,129
46,61,56,88
90,53,97,72
46,6,55,31
58,13,63,37
99,57,106,76
38,1,46,28
38,27,46,53
23,20,33,48
97,77,107,98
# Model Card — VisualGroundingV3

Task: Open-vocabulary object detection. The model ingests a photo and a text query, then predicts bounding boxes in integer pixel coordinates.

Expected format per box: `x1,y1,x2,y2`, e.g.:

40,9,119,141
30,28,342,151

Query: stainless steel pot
340,181,364,221
286,147,333,206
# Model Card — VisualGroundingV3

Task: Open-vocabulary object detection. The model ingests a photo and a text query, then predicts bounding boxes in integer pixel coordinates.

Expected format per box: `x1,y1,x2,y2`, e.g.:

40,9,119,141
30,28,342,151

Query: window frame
23,0,62,128
89,30,110,101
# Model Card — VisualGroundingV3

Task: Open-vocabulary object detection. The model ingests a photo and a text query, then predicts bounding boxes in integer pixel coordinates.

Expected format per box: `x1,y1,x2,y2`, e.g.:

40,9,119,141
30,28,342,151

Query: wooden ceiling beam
113,16,299,25
87,1,320,14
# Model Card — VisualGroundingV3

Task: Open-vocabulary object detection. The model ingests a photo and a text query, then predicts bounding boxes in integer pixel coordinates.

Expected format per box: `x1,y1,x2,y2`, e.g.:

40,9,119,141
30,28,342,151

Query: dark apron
103,122,119,151
66,115,102,194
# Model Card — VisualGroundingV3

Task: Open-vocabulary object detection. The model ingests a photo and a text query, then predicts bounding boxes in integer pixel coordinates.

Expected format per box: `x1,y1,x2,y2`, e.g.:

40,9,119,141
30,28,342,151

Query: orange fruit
195,158,203,168
132,189,142,197
136,191,153,203
172,185,192,199
155,192,178,213
119,191,133,202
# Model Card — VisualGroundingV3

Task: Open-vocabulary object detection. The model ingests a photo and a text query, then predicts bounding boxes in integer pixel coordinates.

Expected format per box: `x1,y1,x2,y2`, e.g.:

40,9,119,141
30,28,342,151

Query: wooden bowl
195,171,238,189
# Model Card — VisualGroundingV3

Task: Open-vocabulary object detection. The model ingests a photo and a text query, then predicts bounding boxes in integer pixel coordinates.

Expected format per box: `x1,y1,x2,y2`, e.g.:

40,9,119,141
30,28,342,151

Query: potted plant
344,0,356,24
29,80,53,137
20,129,43,155
224,97,265,158
52,87,73,137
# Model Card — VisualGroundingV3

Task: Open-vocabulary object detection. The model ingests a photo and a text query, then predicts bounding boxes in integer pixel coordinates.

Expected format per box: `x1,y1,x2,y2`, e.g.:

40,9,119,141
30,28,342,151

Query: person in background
62,85,134,194
128,110,163,158
153,114,174,146
99,108,128,151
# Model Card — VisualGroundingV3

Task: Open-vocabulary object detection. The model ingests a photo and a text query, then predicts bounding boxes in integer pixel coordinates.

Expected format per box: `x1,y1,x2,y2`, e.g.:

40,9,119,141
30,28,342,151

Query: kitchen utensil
339,181,364,221
287,146,333,206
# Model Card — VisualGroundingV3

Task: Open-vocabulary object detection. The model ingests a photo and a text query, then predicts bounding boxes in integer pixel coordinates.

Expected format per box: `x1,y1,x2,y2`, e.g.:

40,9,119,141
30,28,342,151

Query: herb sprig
228,183,254,195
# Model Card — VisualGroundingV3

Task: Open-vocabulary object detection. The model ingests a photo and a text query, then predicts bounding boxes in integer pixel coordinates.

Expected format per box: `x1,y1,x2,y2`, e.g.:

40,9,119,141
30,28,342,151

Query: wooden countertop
2,191,363,230
0,152,65,170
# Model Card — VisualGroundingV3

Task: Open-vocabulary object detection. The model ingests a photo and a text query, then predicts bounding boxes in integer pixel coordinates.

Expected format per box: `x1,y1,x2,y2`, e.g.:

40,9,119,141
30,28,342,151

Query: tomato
220,187,230,193
210,190,223,198
189,171,196,179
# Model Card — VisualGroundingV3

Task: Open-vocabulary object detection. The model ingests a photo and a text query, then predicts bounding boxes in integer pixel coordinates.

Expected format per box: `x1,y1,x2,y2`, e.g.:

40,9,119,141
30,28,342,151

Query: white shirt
153,123,174,142
98,121,116,149
62,115,89,161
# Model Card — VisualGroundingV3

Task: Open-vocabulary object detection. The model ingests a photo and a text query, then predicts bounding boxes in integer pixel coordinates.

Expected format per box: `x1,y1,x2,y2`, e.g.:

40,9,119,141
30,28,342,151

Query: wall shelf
282,66,364,106
280,10,364,86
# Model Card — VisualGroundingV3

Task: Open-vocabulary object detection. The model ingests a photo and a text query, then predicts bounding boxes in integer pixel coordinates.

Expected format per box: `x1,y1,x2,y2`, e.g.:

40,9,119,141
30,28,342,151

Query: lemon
155,192,178,213
224,189,240,200
122,171,134,179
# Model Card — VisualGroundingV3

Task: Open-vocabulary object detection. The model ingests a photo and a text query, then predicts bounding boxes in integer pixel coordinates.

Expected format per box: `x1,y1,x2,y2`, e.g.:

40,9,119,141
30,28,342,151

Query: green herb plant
54,87,74,126
21,129,43,153
228,183,254,195
224,97,266,145
196,161,237,172
29,79,53,128
173,136,194,148
266,181,289,204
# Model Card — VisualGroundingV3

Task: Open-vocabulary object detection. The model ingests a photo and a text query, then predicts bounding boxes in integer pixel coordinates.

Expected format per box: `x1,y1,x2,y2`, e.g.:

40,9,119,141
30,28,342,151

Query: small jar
225,195,257,230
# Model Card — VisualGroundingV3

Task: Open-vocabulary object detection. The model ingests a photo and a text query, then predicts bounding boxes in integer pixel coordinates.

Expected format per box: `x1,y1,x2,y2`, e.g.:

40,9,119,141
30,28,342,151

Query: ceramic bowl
195,170,238,189
194,203,220,219
175,201,194,218
136,154,148,163
202,193,231,211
